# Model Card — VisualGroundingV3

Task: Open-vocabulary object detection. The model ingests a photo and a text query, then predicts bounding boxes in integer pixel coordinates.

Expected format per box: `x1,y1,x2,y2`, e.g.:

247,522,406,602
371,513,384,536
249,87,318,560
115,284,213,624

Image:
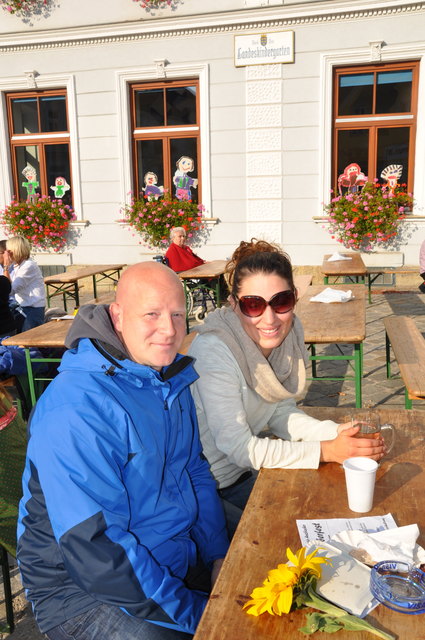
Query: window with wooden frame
6,89,72,206
130,79,201,203
332,61,419,193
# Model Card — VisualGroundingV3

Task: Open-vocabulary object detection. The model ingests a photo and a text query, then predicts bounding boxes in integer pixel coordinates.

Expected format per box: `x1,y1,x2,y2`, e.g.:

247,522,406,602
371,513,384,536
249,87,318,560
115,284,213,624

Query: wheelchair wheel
185,287,194,317
194,306,206,323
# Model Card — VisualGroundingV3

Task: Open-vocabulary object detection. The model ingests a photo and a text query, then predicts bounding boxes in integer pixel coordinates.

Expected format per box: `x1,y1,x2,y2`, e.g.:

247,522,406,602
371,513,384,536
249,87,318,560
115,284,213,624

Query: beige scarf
196,306,309,403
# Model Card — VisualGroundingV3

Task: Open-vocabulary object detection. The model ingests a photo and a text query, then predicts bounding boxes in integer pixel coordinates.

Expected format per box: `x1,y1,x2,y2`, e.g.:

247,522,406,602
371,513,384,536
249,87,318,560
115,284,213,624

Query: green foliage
299,612,343,634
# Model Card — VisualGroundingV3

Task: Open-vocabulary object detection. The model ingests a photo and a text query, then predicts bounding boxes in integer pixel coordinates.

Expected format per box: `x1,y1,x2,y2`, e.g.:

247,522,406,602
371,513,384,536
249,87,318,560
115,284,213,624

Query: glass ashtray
370,561,425,615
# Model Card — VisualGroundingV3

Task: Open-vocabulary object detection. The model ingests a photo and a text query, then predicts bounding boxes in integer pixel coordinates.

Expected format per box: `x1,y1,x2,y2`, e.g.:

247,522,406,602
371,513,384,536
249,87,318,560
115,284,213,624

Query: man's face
110,272,186,370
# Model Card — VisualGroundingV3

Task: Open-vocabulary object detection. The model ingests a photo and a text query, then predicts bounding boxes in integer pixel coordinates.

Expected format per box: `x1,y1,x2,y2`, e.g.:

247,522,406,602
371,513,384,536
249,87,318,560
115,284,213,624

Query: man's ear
109,302,123,333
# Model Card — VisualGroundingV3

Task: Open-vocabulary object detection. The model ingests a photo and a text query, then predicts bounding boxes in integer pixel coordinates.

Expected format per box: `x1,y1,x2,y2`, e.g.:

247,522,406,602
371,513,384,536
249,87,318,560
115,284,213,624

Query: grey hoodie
65,303,129,359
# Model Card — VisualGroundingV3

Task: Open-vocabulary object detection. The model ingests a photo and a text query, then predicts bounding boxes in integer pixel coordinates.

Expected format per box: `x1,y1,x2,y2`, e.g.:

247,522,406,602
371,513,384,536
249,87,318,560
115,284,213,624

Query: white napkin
327,252,352,262
310,287,354,304
308,542,378,617
330,524,425,568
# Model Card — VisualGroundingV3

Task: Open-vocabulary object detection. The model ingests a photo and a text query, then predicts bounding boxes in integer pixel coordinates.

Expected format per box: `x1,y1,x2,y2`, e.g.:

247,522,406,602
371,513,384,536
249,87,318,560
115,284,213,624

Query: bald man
17,262,229,640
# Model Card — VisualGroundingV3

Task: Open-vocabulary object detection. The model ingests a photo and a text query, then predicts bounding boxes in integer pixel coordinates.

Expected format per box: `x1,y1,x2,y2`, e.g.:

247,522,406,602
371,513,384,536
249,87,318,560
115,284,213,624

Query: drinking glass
351,411,395,453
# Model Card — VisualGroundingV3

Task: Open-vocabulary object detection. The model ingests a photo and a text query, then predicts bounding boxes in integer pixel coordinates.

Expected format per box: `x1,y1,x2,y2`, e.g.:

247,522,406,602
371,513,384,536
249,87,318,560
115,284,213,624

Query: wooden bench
367,267,418,303
384,315,425,408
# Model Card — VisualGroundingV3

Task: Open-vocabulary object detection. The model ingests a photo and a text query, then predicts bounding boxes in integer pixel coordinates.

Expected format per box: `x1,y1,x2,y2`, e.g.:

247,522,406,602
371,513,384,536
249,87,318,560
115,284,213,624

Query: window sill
313,215,425,223
71,220,90,228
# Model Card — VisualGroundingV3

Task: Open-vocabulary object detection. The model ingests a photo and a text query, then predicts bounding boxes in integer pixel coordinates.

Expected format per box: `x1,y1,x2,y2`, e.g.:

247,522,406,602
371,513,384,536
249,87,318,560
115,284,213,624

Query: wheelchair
152,255,217,323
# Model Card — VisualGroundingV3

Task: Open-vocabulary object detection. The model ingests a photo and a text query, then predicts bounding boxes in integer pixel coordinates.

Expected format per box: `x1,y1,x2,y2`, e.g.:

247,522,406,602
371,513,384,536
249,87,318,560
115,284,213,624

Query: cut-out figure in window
50,177,70,199
142,172,164,201
337,163,367,195
173,156,198,201
22,164,39,202
380,165,403,196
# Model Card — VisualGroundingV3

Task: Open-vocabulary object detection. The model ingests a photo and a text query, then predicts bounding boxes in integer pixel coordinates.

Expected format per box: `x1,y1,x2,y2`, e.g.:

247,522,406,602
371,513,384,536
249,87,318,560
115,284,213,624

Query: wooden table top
178,260,227,280
322,253,367,277
194,406,425,640
294,274,313,300
296,284,366,344
2,319,73,348
85,292,115,306
44,264,126,284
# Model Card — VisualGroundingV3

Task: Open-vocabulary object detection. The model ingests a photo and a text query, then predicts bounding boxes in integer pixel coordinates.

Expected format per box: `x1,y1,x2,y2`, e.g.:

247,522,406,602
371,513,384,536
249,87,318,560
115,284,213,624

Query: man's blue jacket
17,305,228,635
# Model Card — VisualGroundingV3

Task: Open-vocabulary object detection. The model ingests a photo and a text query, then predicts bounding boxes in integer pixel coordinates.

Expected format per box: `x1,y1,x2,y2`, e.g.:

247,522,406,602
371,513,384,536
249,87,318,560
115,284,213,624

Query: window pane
40,96,68,132
135,90,164,127
170,139,198,202
338,74,373,116
336,130,369,190
15,146,41,200
166,86,197,125
12,98,38,134
137,139,164,198
377,127,409,186
45,144,72,205
376,71,412,114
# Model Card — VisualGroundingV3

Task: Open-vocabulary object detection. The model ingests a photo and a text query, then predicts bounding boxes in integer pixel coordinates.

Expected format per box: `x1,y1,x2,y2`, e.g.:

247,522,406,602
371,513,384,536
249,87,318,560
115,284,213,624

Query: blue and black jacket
17,305,228,634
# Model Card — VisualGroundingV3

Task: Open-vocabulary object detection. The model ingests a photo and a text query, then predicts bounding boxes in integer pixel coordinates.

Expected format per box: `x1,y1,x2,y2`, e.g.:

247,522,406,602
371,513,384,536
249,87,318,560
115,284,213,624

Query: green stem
304,585,395,640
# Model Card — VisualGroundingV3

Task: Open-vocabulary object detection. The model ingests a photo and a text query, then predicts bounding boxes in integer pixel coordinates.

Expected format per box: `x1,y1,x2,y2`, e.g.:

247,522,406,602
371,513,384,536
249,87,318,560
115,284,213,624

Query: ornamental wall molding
0,1,424,52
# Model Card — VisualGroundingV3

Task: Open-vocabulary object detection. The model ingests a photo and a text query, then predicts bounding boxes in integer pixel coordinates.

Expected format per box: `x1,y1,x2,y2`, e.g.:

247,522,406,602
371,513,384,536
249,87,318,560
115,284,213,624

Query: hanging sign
234,30,294,67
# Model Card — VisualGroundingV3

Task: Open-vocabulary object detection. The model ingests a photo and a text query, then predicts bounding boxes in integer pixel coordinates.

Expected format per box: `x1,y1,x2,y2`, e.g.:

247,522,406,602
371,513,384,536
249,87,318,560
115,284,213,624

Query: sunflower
243,546,329,617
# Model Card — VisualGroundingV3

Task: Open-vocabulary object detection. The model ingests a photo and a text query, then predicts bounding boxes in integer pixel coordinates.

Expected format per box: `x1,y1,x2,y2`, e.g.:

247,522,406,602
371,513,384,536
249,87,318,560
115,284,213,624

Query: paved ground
1,287,424,638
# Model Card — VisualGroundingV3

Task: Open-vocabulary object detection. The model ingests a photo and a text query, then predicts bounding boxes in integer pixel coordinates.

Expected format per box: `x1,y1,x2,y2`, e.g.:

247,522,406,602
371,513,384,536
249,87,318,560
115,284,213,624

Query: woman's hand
3,250,13,268
320,424,385,463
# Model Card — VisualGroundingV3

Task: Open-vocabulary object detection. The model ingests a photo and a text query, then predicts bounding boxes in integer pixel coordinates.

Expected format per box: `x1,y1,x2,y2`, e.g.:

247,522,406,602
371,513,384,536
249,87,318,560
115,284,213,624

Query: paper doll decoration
143,172,164,200
337,163,367,195
50,176,70,199
173,156,198,201
22,163,39,201
380,164,403,196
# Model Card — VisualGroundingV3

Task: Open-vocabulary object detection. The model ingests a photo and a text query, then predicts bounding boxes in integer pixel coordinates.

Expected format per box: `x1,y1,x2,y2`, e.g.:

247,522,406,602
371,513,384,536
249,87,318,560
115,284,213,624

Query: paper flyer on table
297,513,397,546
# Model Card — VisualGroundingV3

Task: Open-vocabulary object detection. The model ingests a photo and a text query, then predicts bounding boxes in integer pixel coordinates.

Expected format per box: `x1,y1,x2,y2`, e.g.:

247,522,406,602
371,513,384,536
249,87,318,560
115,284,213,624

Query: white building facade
0,0,424,266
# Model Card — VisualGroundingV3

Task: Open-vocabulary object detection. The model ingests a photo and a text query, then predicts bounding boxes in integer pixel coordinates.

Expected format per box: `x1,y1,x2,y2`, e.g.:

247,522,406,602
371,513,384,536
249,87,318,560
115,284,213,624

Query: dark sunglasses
237,290,296,318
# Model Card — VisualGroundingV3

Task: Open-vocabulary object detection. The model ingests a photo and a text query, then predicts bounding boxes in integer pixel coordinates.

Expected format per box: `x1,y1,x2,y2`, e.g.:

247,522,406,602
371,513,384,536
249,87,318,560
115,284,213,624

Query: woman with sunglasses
188,239,385,532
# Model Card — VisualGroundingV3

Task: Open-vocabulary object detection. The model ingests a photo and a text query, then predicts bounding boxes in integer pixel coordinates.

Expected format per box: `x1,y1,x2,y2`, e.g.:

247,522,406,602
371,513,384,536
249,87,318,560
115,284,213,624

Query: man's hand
211,558,224,589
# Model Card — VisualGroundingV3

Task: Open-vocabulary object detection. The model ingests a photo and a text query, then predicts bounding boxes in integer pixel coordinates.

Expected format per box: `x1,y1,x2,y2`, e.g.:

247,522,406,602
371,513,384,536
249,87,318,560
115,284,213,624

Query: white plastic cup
343,457,378,513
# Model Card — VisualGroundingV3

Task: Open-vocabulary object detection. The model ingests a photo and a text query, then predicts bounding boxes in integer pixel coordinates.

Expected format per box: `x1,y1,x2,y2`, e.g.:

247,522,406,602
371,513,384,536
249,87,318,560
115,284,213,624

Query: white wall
0,1,424,265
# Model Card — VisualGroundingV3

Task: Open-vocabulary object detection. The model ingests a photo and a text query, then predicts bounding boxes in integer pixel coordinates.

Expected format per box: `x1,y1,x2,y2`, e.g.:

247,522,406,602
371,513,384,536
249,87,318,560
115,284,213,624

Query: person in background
188,239,385,533
17,262,228,640
165,227,205,273
0,240,9,276
419,238,425,294
0,275,17,339
3,236,45,332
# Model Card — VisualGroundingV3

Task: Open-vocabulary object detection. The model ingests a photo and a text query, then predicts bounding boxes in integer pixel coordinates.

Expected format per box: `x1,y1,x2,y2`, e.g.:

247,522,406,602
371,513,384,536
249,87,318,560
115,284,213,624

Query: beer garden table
178,259,227,306
2,320,72,407
296,284,366,408
44,264,126,311
194,406,425,640
322,253,367,285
